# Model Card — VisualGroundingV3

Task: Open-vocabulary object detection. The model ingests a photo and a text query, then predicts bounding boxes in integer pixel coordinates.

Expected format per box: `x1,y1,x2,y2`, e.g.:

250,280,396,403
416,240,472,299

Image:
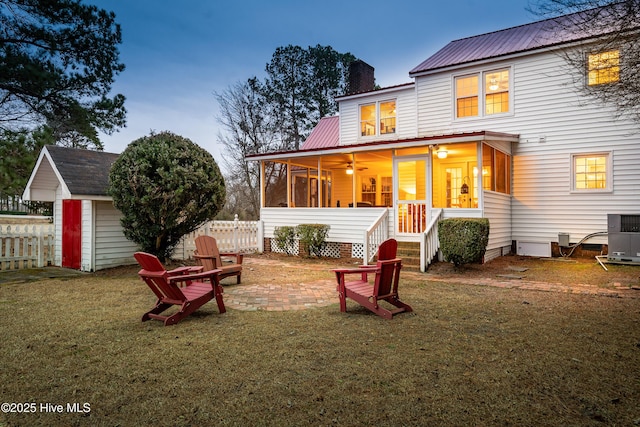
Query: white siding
53,187,63,267
339,86,416,146
483,191,512,256
81,200,93,271
93,201,138,271
415,50,640,247
261,207,393,243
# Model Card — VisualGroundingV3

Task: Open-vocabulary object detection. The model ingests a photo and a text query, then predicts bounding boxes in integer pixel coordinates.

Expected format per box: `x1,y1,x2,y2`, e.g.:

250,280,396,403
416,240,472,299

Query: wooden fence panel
0,225,55,270
173,215,259,261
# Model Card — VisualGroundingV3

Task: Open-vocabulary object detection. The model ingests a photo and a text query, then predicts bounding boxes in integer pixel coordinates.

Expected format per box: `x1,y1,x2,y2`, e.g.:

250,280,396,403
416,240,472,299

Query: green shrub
109,131,225,260
439,218,490,267
273,225,297,255
296,224,330,257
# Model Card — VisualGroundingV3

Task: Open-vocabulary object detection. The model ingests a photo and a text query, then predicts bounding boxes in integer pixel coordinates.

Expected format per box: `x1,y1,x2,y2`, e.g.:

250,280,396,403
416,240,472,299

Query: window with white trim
455,68,510,119
572,153,611,191
588,50,619,86
360,100,396,136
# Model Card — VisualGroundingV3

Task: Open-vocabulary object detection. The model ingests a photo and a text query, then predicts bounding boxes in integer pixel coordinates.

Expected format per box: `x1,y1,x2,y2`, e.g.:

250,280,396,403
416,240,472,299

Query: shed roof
409,5,628,75
246,130,519,162
45,145,119,196
23,145,120,201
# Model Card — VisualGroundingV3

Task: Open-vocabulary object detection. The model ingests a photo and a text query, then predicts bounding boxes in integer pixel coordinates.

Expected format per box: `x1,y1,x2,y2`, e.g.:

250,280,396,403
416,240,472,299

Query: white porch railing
420,208,443,272
363,209,389,265
397,202,428,233
173,215,259,261
0,224,55,270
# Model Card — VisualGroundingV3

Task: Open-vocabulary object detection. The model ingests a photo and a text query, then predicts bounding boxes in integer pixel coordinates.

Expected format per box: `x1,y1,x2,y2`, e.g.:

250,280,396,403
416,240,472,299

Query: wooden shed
22,145,139,271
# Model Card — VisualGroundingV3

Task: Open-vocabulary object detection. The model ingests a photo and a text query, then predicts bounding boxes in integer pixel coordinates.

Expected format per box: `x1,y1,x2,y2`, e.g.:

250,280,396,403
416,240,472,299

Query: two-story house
246,6,640,270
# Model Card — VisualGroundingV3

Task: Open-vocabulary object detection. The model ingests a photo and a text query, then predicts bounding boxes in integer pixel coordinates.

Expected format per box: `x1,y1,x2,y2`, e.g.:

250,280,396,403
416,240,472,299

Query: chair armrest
169,269,222,284
193,254,214,261
193,253,219,268
220,252,244,264
332,266,378,275
167,266,203,276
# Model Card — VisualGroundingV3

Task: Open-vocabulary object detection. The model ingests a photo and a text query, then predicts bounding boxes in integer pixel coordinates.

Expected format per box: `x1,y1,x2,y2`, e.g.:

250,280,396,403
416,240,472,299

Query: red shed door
62,199,82,269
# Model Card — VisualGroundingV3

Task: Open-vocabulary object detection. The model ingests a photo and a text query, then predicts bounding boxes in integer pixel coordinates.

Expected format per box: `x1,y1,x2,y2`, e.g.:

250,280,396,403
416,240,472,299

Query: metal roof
409,6,625,75
246,130,519,162
300,116,339,150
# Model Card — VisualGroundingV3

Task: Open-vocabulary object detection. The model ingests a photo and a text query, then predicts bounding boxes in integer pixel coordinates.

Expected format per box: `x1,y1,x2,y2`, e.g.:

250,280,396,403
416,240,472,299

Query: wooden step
397,242,421,271
372,241,422,270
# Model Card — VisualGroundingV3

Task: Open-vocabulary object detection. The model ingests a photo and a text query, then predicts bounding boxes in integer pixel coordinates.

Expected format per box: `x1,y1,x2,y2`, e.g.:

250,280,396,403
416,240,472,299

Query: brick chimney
348,60,375,94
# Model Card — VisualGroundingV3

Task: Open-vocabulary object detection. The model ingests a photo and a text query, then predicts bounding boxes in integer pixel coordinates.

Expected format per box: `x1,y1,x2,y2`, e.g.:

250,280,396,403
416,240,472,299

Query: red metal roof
246,130,519,161
410,6,628,75
300,116,339,150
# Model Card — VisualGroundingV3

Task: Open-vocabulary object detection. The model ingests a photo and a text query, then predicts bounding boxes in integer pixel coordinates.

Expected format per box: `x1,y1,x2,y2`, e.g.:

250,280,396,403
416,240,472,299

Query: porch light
436,148,448,159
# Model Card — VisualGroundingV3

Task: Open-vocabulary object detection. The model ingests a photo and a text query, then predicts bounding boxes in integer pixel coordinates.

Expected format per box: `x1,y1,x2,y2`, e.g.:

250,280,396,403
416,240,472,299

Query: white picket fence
0,216,259,271
0,224,55,270
173,215,260,261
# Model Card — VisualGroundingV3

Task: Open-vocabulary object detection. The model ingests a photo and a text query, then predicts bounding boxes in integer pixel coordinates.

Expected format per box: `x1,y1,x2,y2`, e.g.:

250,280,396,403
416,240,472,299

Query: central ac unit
607,214,640,263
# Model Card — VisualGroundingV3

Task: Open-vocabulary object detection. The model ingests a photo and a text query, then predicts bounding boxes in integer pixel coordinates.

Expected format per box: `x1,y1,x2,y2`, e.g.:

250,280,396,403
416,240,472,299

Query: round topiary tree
109,131,225,260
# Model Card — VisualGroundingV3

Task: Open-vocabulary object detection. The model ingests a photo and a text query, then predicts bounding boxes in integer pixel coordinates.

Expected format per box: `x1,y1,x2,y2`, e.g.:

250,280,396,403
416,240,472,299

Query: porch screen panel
264,161,288,207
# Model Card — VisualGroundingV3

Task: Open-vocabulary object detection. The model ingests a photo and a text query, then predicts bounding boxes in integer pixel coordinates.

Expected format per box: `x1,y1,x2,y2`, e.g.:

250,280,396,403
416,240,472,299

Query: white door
394,156,430,234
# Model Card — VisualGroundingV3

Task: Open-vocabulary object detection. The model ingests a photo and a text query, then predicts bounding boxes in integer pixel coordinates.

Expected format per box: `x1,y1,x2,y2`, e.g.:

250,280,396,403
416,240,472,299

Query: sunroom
247,121,518,271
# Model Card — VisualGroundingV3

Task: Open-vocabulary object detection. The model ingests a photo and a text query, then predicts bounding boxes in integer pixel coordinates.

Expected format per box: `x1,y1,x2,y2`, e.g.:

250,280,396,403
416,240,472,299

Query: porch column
260,161,265,208
287,159,291,207
317,157,322,208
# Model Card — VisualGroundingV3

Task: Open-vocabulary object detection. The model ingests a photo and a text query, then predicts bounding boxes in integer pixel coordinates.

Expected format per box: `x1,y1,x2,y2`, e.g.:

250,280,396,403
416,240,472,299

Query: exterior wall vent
607,214,640,263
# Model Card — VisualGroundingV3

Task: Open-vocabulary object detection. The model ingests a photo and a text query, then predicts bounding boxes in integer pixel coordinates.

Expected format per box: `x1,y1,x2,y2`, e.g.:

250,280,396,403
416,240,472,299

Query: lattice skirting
351,243,364,259
267,239,360,259
270,239,299,255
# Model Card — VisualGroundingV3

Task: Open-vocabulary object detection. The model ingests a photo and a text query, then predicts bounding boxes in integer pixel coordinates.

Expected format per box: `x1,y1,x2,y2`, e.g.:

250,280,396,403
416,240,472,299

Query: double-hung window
455,76,478,117
572,153,611,191
588,50,619,86
455,68,510,119
360,100,396,137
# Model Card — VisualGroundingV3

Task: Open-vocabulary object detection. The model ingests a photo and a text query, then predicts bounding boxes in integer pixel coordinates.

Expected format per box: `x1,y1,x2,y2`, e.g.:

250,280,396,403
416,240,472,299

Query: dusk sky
86,0,535,168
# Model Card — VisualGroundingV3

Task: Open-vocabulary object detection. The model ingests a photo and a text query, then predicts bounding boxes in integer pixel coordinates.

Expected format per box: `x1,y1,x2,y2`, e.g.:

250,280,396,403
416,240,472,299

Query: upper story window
455,68,510,119
360,100,396,137
588,50,619,86
572,153,611,191
455,76,478,117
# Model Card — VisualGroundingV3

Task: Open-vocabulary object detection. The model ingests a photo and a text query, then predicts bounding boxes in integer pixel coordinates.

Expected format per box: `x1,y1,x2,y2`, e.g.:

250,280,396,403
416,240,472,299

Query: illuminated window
455,68,510,119
481,143,511,195
456,75,478,118
360,104,376,136
588,50,619,86
485,69,509,115
360,100,396,137
380,101,396,134
573,154,610,191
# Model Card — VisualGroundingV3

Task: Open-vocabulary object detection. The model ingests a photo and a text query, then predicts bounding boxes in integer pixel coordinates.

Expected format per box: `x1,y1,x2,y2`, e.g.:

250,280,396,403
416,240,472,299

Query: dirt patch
425,253,640,289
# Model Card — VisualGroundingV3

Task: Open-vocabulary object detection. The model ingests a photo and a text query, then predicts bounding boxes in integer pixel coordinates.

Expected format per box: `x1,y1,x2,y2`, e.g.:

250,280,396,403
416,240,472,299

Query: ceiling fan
345,162,368,175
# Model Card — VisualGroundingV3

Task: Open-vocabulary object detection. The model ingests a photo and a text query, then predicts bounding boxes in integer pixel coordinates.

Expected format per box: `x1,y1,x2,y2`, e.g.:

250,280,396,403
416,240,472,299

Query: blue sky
87,0,535,167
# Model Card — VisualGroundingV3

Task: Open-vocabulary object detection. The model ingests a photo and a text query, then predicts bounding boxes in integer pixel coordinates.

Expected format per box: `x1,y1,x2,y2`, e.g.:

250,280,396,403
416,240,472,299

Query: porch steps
395,241,421,271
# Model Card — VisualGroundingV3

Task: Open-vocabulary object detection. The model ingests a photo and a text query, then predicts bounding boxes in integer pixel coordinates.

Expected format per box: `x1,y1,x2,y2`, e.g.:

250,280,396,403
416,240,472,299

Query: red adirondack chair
193,235,244,284
377,238,398,260
133,252,226,326
333,258,413,319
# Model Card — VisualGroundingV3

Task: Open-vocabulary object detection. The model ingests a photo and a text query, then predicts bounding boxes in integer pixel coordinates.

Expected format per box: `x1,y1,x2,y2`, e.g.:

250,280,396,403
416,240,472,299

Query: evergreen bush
439,218,490,267
295,224,330,257
273,225,297,255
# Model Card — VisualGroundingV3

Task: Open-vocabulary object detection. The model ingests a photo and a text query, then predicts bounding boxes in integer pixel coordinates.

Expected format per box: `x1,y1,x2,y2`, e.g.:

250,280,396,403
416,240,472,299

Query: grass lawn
0,255,639,426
